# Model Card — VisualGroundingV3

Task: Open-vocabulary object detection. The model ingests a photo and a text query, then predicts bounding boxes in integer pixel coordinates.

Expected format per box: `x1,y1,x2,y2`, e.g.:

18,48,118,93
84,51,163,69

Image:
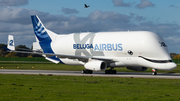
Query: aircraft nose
167,62,177,70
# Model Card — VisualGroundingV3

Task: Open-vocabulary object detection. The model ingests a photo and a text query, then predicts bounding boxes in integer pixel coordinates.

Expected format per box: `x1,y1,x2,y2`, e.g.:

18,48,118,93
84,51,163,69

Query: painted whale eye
128,50,133,55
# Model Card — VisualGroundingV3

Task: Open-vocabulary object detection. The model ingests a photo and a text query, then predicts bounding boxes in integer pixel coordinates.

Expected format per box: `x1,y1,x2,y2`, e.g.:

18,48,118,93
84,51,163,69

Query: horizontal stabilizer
3,46,11,51
45,57,60,64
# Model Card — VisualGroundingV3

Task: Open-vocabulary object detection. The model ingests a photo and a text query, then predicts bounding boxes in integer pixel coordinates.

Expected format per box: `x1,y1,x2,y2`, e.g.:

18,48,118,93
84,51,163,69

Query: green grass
0,57,49,62
0,62,85,71
0,74,180,101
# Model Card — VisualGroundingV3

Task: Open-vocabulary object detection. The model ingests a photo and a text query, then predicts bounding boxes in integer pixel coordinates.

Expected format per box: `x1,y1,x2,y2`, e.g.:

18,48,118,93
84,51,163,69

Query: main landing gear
105,67,117,74
152,69,157,75
81,69,93,74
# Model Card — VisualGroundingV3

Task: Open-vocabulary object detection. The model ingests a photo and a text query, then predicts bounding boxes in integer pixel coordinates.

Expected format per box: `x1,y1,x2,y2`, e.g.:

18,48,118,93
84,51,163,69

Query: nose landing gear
152,69,157,75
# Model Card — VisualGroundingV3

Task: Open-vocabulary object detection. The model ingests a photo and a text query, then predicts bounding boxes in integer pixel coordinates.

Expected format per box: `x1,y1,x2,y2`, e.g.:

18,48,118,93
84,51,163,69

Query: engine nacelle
126,67,148,71
84,60,107,71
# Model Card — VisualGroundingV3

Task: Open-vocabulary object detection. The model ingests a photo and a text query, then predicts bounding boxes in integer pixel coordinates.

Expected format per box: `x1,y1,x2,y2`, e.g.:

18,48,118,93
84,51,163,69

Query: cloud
169,5,178,8
0,7,69,25
0,0,28,6
89,10,130,22
62,8,79,15
0,7,49,25
0,7,51,47
164,36,180,52
129,13,146,22
112,0,131,7
137,22,180,37
135,15,146,21
165,36,180,43
136,0,154,9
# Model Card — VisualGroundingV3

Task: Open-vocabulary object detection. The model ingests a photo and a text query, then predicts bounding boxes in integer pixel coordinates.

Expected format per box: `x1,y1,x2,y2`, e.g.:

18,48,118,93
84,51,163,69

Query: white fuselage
51,31,176,71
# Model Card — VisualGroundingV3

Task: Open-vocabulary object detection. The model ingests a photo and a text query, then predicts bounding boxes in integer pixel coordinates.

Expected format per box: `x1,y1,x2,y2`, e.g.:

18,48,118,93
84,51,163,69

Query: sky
0,0,180,53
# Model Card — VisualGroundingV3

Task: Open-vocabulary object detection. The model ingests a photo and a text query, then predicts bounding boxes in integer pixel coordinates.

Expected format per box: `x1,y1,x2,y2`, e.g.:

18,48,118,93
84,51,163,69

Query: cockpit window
139,56,173,63
159,42,167,47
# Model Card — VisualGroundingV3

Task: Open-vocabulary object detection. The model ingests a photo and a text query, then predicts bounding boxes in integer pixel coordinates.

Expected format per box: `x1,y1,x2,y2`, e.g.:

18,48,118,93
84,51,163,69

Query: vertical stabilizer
7,35,15,51
31,15,57,42
31,15,51,42
31,15,56,53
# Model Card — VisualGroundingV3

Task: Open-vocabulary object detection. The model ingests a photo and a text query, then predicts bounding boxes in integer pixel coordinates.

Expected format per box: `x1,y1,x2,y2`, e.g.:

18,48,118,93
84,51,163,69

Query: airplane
84,4,90,8
5,15,177,75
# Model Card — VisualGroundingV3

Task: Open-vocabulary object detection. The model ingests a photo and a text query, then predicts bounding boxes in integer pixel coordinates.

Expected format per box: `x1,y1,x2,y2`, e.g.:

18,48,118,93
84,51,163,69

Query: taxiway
0,69,180,79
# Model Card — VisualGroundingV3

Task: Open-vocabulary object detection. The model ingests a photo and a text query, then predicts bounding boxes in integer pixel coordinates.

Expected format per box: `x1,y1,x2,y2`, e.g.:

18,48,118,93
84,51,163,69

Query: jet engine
84,60,107,71
126,67,147,71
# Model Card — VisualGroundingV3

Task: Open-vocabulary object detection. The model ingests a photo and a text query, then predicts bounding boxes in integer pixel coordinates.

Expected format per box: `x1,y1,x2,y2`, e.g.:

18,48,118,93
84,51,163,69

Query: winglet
7,35,15,51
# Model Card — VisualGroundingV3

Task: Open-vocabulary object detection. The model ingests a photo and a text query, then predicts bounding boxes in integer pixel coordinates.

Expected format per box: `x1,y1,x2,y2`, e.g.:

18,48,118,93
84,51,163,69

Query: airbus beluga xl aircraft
6,15,176,75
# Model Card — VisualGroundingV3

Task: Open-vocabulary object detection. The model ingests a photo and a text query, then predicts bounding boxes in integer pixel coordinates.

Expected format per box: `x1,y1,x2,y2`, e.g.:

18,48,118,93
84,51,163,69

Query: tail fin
31,15,57,41
31,15,57,53
31,15,51,42
7,35,15,51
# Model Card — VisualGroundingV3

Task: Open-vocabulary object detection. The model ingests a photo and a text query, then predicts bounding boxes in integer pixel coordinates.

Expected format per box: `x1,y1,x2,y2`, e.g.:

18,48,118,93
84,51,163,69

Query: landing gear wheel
89,70,93,74
113,70,117,74
152,72,157,75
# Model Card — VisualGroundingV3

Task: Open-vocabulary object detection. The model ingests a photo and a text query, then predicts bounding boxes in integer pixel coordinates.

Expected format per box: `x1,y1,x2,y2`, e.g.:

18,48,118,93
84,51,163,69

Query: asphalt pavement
0,69,180,79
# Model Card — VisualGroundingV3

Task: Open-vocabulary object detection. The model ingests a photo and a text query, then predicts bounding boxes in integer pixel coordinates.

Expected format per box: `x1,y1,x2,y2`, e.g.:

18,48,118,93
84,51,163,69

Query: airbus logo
159,42,167,47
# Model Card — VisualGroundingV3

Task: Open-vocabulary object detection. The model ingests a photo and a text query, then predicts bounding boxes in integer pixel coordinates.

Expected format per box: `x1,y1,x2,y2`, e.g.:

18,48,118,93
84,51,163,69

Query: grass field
0,57,49,62
0,74,180,101
1,57,180,100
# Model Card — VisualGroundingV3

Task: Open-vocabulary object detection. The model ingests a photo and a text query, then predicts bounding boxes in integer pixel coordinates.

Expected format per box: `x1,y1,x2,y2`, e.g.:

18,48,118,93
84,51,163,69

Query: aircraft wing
4,46,114,63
